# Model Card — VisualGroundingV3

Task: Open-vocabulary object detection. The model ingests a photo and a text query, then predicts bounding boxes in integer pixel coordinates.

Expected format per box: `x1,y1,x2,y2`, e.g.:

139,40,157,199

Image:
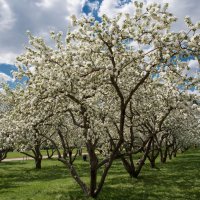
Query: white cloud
86,1,99,12
36,0,86,16
182,59,200,78
0,52,17,64
0,0,87,64
65,0,86,21
189,59,199,69
0,0,200,65
0,87,6,94
188,59,200,78
35,0,59,9
0,72,14,83
187,89,200,96
98,0,135,18
0,0,15,31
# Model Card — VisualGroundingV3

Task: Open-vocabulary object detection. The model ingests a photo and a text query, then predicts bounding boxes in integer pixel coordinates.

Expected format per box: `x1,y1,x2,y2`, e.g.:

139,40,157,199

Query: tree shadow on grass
100,152,200,200
0,160,66,191
42,153,200,200
0,158,92,194
0,150,200,200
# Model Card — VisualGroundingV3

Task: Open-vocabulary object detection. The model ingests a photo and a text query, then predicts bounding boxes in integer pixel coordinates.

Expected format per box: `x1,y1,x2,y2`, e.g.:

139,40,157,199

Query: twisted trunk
121,137,153,178
147,139,159,168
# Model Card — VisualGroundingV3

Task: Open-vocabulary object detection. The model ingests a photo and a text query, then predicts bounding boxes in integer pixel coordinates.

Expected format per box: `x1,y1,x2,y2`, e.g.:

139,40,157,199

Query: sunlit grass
0,149,200,200
6,150,48,159
6,148,87,159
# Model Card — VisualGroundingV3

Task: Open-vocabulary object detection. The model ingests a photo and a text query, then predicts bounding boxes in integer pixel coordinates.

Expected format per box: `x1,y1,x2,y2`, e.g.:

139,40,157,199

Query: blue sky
0,0,199,89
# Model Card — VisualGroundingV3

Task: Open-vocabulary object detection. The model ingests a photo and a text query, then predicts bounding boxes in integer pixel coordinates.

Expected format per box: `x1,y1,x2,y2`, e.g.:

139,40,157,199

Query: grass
6,148,87,159
0,149,200,200
6,150,48,159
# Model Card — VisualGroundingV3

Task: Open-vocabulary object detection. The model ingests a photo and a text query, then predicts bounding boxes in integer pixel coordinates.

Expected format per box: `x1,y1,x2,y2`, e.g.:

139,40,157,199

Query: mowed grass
6,148,87,159
6,150,48,159
0,149,200,200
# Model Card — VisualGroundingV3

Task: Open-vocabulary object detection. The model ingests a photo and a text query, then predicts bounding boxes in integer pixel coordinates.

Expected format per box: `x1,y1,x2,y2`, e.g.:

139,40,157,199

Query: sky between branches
0,0,199,84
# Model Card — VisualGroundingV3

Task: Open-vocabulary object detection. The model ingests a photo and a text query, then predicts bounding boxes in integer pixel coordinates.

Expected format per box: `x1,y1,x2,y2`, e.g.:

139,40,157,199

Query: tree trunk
160,139,169,163
35,157,42,169
78,148,82,156
147,139,159,168
89,155,98,197
160,149,163,163
121,138,153,178
161,148,168,163
59,158,89,196
173,151,177,157
46,148,55,159
0,149,8,162
121,156,137,178
150,158,156,168
33,145,43,169
168,149,173,160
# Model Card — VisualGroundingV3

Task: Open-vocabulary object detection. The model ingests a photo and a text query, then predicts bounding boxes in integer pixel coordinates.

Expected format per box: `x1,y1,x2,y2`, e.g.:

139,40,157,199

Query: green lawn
6,150,48,159
6,148,87,159
0,149,200,200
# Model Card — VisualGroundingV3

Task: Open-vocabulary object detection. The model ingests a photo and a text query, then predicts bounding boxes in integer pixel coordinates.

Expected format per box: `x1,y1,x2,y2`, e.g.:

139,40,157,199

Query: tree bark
0,149,9,162
147,138,159,168
121,156,137,178
35,157,42,169
121,137,153,178
46,148,56,159
149,158,156,168
33,144,43,169
87,143,98,197
173,151,177,157
59,158,89,196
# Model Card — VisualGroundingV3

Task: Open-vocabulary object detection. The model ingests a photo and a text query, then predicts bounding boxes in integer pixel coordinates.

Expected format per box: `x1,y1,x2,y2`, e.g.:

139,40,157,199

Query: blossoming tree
4,1,200,198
